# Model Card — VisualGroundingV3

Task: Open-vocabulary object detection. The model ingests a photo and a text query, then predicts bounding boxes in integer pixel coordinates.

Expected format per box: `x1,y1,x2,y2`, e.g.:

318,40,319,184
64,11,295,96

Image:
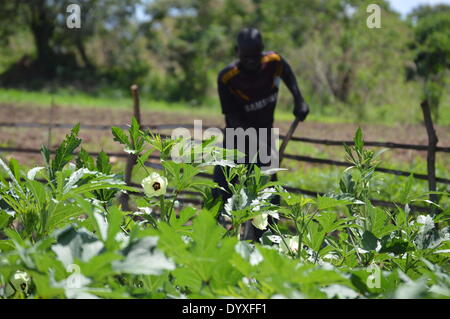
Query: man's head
236,28,264,73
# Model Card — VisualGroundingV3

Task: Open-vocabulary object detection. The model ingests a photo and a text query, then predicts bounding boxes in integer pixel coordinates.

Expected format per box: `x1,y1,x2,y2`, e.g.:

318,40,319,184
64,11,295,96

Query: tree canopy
0,0,448,121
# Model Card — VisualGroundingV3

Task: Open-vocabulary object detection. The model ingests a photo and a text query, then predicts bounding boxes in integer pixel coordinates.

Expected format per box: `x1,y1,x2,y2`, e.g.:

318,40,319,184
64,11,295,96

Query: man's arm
280,57,310,121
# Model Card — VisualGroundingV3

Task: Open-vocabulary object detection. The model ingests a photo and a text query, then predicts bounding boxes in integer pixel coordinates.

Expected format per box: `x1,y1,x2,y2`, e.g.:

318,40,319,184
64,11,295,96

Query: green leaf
379,236,410,255
361,231,379,251
51,124,82,179
111,126,130,147
0,158,22,191
368,207,396,238
0,209,13,229
105,206,124,249
96,151,112,174
8,158,22,183
26,180,48,212
112,237,175,275
399,174,414,204
171,206,197,230
130,117,141,148
278,192,310,207
191,211,225,256
316,195,353,211
354,127,364,151
76,148,95,170
46,203,85,232
138,149,155,165
172,267,203,292
40,145,51,168
316,212,338,233
51,226,103,267
82,252,122,278
305,221,326,252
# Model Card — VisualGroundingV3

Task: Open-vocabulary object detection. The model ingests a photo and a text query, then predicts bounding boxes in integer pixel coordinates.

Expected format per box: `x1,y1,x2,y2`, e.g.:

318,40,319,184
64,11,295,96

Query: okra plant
0,121,448,299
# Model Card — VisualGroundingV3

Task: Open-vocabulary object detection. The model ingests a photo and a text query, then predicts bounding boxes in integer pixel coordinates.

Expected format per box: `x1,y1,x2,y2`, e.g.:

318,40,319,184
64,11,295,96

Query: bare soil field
0,103,449,168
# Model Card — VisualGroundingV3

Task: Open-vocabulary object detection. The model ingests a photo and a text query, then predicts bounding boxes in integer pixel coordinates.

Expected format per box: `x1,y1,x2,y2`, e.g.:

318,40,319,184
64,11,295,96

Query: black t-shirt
217,51,304,130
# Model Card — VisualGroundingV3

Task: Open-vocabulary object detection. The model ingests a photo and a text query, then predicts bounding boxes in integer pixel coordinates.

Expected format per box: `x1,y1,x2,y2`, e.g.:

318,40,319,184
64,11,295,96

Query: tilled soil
0,102,449,167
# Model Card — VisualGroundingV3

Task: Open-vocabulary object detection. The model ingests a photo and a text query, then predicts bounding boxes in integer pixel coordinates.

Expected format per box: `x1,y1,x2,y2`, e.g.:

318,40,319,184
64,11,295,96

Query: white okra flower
11,271,31,294
141,172,168,197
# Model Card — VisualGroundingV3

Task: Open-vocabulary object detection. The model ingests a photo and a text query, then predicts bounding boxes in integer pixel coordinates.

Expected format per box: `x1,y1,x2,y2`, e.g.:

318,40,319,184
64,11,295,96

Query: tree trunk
76,38,95,70
29,0,56,77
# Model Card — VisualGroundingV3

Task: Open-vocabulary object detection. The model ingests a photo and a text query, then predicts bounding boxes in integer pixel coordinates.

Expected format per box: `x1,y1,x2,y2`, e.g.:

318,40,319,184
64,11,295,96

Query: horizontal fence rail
2,145,449,185
0,84,445,217
1,121,449,153
142,160,432,213
283,154,450,185
0,115,448,212
0,122,205,133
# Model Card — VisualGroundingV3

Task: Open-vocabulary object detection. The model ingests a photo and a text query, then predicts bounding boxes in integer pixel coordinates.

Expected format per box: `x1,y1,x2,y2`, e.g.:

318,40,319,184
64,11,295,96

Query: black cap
236,28,264,52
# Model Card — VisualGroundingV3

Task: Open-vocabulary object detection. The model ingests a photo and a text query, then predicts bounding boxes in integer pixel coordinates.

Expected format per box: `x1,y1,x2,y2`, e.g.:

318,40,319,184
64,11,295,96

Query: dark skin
237,45,264,74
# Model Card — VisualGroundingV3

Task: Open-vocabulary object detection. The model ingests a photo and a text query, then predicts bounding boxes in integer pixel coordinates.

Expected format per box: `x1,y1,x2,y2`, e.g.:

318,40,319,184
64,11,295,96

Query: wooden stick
119,84,141,211
47,98,55,149
421,100,439,207
279,118,300,165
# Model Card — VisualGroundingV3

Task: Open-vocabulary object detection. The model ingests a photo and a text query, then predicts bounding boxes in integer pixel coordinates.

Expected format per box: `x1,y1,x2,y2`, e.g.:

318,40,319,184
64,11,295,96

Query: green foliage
0,124,449,299
0,125,138,241
409,4,450,121
1,1,449,124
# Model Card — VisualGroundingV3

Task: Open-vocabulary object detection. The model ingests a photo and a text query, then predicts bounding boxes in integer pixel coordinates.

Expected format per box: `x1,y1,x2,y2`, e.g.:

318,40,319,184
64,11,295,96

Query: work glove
293,101,310,121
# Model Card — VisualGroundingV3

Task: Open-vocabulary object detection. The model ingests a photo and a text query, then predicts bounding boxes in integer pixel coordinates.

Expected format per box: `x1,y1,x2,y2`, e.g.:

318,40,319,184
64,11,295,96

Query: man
213,27,309,240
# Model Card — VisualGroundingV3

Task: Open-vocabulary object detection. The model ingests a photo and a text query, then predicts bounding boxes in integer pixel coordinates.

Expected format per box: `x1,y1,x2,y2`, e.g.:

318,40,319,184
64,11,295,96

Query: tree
408,5,450,121
0,0,141,79
142,0,256,102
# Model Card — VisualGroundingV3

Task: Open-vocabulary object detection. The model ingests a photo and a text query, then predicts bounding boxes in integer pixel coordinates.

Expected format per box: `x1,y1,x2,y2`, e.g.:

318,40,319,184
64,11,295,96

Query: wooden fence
0,85,448,213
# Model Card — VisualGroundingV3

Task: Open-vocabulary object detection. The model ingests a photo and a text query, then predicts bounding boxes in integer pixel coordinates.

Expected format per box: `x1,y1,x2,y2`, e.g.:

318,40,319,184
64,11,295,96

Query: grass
0,87,325,123
6,87,448,125
0,87,215,115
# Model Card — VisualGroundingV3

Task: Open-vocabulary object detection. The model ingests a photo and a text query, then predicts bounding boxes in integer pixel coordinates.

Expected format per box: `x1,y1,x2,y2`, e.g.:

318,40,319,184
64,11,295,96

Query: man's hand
293,101,310,121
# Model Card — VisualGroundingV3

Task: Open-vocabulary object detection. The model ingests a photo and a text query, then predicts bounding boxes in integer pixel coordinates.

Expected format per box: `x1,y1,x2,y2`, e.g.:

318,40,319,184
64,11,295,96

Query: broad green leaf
361,231,379,251
112,237,175,275
46,202,84,231
316,195,353,211
51,226,103,267
316,212,338,233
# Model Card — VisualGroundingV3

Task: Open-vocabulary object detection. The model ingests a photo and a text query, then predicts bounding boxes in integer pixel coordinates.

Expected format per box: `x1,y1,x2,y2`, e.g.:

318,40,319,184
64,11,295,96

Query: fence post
47,98,55,149
119,84,141,211
420,100,439,207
